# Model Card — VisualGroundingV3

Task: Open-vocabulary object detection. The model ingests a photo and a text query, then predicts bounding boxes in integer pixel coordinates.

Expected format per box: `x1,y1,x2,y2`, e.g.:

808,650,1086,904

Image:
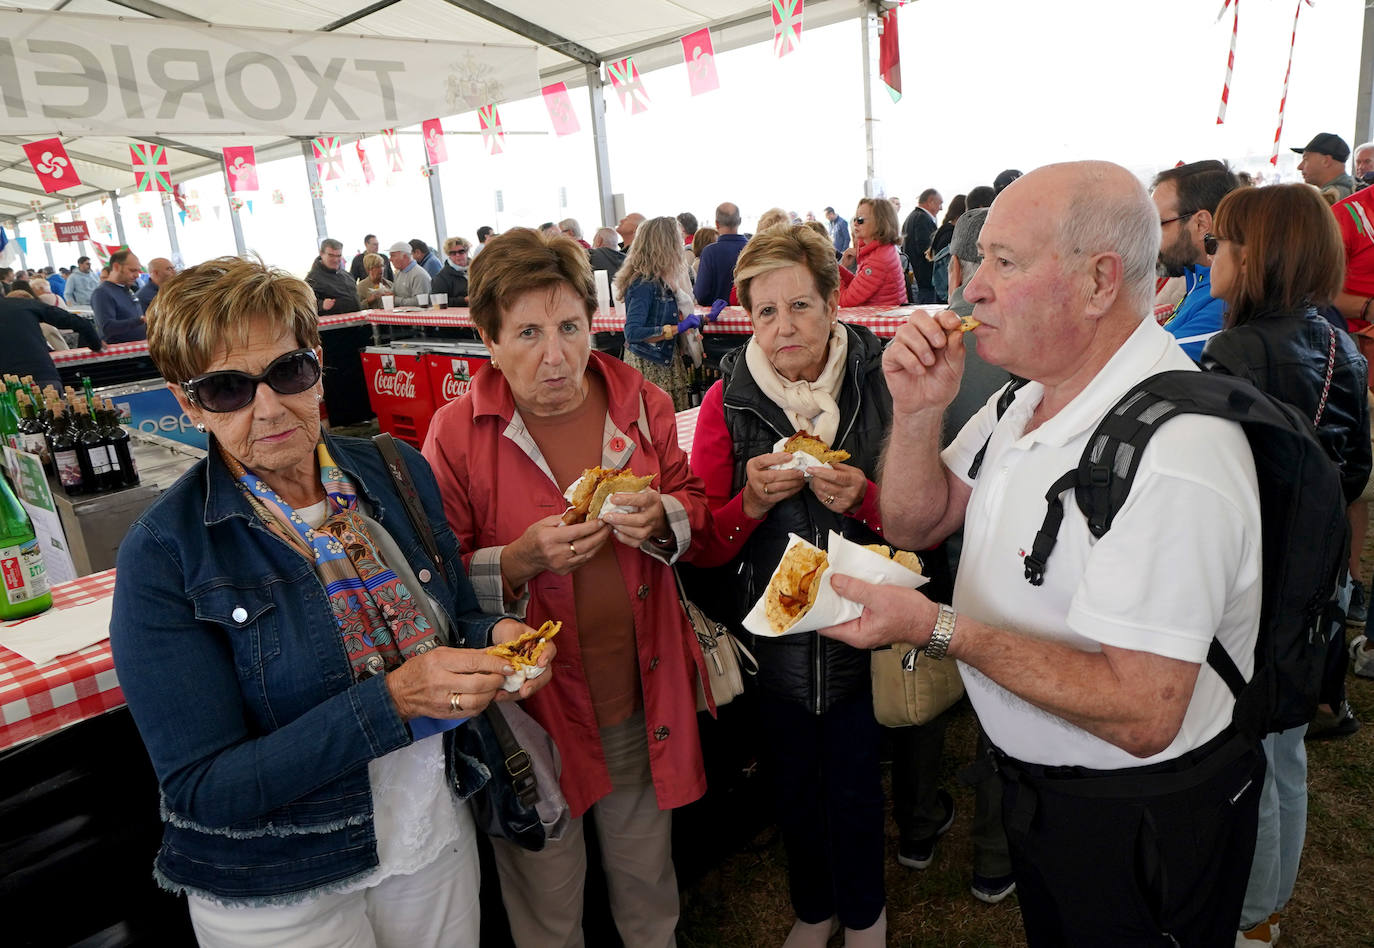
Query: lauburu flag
682,28,719,96
541,83,580,136
422,118,448,165
24,138,80,193
222,146,259,191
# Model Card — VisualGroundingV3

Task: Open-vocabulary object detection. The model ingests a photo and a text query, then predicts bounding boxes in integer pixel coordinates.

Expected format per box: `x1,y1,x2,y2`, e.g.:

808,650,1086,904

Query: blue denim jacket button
419,569,432,583
231,606,248,623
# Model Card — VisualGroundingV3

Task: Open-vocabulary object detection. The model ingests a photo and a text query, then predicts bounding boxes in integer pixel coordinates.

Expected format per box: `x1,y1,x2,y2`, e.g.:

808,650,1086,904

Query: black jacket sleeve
39,303,103,351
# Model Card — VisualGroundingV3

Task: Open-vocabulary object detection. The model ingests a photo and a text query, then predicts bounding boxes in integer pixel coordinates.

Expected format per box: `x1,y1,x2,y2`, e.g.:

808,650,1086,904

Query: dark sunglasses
182,349,321,413
448,248,468,256
1203,233,1222,255
853,216,866,224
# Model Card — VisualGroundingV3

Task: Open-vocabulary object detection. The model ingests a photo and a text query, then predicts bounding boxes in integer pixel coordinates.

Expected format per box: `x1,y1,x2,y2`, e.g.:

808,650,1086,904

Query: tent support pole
302,140,329,247
860,3,878,198
109,192,129,247
427,165,447,252
585,64,615,228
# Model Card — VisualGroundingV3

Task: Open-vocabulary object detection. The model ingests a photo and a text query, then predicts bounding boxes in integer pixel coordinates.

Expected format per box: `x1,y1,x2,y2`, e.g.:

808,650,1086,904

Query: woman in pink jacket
422,227,714,948
838,196,908,307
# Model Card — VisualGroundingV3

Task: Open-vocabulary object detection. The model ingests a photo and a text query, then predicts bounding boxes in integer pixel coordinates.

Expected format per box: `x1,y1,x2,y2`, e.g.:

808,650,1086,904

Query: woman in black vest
689,224,893,947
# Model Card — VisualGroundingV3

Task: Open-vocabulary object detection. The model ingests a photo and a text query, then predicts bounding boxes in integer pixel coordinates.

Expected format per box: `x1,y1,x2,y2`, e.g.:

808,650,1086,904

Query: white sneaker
1351,634,1374,679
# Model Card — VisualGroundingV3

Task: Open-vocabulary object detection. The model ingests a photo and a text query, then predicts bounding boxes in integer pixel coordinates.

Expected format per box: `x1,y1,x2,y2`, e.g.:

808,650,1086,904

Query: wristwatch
925,603,957,660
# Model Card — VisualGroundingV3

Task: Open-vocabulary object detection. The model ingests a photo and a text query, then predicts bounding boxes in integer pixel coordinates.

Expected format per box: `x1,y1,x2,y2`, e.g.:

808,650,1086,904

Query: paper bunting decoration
1270,0,1315,166
222,146,258,191
246,200,254,214
40,222,57,242
137,211,153,230
129,143,172,192
177,211,186,225
64,199,79,212
229,197,244,213
23,138,80,193
310,183,324,200
272,189,284,205
28,199,42,214
878,8,901,103
95,215,111,234
382,129,403,172
1216,0,1238,124
312,136,344,181
478,105,505,155
607,58,650,114
772,0,803,58
541,83,580,136
682,28,719,96
422,118,448,165
187,205,201,222
356,142,375,185
171,183,188,213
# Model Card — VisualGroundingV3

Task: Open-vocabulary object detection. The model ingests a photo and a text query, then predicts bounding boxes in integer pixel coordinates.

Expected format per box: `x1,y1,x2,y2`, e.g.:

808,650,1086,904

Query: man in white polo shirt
819,161,1265,946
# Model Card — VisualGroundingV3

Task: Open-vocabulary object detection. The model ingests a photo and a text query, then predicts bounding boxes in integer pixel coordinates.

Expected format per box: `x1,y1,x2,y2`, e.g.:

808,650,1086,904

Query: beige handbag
675,570,758,712
871,644,964,727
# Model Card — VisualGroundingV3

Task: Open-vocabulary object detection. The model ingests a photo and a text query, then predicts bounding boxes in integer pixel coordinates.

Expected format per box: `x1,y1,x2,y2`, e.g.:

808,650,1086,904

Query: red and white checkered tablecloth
0,570,121,752
676,406,699,460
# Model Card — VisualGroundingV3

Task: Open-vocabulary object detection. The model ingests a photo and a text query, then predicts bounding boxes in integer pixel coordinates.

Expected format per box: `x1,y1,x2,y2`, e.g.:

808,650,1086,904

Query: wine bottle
50,403,84,496
100,399,137,488
70,399,103,492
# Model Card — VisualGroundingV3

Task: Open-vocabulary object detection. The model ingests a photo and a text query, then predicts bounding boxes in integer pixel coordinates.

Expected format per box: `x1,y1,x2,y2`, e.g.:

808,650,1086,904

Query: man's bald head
715,202,742,233
148,257,176,286
617,213,645,246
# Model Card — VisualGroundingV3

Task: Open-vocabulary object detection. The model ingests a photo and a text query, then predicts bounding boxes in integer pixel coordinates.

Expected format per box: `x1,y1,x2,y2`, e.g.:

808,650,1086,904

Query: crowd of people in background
11,127,1374,946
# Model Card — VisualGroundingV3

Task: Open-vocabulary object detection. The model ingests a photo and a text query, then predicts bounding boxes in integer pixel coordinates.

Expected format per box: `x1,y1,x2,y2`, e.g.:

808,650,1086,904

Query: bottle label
56,449,81,487
1,538,48,604
21,432,46,459
90,444,111,475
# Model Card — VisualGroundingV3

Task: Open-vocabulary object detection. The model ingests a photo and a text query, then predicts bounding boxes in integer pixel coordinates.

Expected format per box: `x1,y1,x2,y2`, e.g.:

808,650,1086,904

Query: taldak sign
0,9,539,136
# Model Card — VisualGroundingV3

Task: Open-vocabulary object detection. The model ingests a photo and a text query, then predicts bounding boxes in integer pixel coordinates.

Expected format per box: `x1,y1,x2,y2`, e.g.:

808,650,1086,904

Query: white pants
188,830,480,948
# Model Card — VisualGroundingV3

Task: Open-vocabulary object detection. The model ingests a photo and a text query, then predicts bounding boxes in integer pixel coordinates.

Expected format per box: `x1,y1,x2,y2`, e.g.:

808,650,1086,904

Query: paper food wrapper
502,664,547,693
742,531,929,638
767,435,832,478
561,471,644,520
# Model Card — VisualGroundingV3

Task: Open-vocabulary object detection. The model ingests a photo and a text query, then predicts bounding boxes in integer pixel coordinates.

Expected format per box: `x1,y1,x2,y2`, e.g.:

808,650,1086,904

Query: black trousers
996,731,1264,948
758,691,885,930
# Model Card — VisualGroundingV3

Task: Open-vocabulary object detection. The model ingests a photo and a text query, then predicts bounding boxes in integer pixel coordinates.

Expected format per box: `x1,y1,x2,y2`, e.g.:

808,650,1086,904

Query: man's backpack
973,370,1347,740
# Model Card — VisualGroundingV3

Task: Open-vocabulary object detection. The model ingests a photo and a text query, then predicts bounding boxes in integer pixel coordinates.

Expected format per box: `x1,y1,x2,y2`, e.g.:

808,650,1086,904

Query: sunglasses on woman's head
182,349,321,413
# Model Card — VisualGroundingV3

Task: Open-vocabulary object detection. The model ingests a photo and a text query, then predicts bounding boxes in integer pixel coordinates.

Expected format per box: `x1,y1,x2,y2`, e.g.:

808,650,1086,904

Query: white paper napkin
742,531,929,638
0,598,114,665
767,435,833,478
562,471,648,520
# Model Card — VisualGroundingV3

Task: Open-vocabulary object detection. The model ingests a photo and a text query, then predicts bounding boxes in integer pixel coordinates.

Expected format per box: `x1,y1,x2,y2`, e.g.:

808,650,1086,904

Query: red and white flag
607,58,650,115
422,118,448,165
312,136,344,181
772,0,803,58
541,82,580,136
129,143,172,192
478,104,505,155
878,8,902,103
381,129,404,173
23,138,80,193
356,141,375,185
682,28,719,96
222,146,259,191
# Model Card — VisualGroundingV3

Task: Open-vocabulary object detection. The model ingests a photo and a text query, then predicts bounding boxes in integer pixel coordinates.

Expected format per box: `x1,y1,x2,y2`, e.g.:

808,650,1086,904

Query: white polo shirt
941,317,1262,769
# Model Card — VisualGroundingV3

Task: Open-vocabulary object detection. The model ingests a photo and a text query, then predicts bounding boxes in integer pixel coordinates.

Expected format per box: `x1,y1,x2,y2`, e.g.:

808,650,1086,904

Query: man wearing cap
388,241,431,307
1149,160,1239,360
1294,133,1356,202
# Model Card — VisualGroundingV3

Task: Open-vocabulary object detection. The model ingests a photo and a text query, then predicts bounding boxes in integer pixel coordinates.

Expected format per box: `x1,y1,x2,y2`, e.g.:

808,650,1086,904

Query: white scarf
744,322,848,445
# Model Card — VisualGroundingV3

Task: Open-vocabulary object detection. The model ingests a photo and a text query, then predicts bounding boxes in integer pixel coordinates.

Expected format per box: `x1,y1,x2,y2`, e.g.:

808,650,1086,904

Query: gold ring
763,484,770,495
569,541,577,556
826,494,836,505
450,692,463,713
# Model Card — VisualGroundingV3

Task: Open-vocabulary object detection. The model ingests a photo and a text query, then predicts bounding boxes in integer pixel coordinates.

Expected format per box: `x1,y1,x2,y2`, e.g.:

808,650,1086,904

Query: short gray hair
1056,166,1159,315
319,238,343,253
592,226,618,248
558,217,582,239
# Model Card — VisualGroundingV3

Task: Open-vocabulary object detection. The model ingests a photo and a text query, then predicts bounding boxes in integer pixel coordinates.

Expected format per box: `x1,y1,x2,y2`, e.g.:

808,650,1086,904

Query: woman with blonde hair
615,215,698,410
355,252,392,308
838,197,907,307
431,237,471,306
756,207,790,232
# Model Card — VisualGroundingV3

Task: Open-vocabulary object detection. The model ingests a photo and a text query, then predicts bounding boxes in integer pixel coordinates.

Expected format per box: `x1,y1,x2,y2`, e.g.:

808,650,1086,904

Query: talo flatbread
783,431,850,465
489,620,561,670
764,545,830,634
588,472,654,520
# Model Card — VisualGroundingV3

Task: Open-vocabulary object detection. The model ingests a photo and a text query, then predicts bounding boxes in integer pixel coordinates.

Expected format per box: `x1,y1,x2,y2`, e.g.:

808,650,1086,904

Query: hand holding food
488,620,561,693
764,544,830,634
600,486,670,548
782,431,851,466
882,311,967,413
743,452,807,519
808,462,869,514
384,646,513,721
562,467,656,525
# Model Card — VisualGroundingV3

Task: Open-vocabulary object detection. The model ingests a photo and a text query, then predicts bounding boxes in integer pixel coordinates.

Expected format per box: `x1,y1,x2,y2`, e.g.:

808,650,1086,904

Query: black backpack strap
372,432,444,569
967,376,1029,480
482,706,538,808
1207,637,1246,700
1023,470,1079,585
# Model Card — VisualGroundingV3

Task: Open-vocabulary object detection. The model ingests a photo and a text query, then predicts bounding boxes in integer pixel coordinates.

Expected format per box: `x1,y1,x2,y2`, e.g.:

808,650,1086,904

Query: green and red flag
129,143,171,192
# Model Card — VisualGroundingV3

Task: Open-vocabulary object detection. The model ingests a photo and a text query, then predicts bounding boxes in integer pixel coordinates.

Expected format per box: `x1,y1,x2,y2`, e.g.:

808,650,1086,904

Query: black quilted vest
719,324,892,714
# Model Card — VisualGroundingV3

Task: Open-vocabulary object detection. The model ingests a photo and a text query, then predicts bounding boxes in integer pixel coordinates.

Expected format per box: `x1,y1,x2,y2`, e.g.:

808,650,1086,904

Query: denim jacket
623,278,681,366
109,433,503,905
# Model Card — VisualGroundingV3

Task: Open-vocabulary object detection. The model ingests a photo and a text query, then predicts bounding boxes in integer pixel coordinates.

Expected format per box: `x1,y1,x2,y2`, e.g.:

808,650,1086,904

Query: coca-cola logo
440,375,471,401
373,368,416,398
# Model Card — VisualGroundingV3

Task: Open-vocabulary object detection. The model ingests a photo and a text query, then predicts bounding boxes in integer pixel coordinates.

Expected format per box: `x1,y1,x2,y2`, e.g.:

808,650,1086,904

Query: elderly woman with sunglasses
109,257,554,947
431,237,471,307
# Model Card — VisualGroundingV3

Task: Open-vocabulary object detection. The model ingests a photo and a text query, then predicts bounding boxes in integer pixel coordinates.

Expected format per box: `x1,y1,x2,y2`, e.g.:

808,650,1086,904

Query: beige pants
490,711,679,948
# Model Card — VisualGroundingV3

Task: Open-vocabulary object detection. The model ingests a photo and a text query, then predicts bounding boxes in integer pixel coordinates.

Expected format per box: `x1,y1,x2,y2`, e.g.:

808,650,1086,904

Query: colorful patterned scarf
221,441,441,682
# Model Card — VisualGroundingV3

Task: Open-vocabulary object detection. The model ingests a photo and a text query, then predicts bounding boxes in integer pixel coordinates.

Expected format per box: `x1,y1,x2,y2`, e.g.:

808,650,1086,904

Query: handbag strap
372,432,443,569
482,705,538,808
1314,319,1337,428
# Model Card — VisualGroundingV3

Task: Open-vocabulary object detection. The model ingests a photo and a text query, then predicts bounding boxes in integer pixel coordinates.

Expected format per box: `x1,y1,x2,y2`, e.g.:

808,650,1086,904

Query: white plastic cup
381,295,395,310
594,270,611,317
433,293,448,308
417,293,430,308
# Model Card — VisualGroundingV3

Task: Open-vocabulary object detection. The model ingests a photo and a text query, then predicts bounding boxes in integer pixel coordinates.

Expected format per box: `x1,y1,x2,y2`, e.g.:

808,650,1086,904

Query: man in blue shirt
694,202,747,304
46,267,66,300
409,239,443,279
134,257,176,313
1150,160,1238,360
825,206,851,254
91,249,147,342
64,256,100,306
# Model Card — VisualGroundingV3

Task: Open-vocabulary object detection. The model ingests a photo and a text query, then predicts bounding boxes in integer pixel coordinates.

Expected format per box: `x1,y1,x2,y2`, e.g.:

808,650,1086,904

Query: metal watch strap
925,603,956,660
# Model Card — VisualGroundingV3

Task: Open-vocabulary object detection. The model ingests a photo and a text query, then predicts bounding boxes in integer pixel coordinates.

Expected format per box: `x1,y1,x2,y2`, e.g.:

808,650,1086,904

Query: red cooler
360,346,436,447
423,341,493,408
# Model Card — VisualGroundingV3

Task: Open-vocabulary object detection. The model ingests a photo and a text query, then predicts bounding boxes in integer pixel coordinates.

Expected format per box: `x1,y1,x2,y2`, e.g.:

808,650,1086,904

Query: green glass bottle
0,469,52,619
